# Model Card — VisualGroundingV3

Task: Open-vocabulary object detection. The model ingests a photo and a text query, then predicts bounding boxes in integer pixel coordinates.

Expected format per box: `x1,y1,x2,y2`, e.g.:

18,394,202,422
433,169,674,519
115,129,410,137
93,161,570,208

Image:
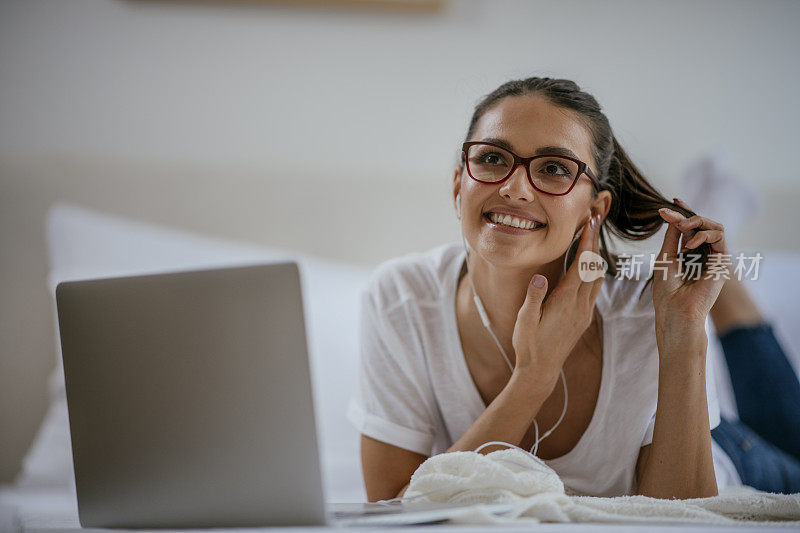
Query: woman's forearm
392,372,556,499
637,327,718,499
446,371,557,454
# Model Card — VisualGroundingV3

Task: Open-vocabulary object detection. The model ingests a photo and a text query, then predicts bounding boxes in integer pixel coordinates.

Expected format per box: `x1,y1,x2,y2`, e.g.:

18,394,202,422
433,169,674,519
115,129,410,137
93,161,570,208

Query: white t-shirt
347,241,740,496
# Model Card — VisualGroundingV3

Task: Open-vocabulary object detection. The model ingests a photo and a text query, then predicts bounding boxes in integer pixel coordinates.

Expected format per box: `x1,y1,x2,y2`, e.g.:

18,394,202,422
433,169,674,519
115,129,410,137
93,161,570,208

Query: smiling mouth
483,212,546,231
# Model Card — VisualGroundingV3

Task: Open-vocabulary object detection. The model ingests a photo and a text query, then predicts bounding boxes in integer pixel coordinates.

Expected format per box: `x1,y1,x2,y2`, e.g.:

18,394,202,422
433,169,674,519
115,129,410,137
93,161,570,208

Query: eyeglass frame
461,141,601,196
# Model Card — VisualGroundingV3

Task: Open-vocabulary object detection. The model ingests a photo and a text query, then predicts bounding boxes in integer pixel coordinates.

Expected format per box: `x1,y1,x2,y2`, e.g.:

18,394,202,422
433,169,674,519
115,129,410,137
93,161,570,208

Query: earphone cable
459,229,568,455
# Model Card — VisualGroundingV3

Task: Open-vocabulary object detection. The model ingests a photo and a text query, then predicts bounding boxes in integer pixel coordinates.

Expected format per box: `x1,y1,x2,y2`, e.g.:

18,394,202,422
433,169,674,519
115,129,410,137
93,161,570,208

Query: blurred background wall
1,0,798,482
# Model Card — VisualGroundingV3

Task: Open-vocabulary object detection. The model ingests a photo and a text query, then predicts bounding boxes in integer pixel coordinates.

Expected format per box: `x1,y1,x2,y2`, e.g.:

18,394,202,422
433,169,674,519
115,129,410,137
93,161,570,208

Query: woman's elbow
360,434,427,502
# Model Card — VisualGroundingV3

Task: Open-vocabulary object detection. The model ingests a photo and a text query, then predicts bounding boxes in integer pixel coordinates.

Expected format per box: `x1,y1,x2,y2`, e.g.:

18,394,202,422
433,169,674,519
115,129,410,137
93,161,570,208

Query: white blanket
403,448,800,527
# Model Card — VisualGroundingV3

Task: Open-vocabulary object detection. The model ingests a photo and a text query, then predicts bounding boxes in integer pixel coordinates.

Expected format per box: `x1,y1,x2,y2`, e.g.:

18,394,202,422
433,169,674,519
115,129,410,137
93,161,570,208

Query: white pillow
17,203,370,502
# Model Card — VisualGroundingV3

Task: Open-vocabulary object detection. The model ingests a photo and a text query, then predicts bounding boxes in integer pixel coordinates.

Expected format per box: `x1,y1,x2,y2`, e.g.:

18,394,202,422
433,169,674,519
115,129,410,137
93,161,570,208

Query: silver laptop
56,262,511,528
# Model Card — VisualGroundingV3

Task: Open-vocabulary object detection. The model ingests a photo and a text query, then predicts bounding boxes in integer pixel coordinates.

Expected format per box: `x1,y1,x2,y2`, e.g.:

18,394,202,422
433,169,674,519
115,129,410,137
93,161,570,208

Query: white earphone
456,194,461,219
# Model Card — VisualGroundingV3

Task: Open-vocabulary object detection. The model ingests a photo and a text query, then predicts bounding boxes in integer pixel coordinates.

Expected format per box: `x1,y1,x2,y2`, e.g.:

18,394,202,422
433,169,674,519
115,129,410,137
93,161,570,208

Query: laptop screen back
56,262,325,528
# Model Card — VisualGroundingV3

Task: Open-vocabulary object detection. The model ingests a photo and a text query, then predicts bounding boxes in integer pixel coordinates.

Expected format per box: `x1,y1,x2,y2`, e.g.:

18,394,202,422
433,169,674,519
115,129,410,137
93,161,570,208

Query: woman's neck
461,248,567,363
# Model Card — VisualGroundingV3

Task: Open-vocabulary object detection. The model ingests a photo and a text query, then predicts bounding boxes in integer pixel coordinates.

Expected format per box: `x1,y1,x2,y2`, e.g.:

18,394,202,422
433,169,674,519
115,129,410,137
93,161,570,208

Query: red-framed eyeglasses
461,141,600,196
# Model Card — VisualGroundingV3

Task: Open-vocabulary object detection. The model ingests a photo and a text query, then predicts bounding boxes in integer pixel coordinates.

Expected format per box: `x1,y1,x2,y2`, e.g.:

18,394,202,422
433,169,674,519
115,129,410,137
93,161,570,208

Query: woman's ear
592,190,612,222
452,167,461,215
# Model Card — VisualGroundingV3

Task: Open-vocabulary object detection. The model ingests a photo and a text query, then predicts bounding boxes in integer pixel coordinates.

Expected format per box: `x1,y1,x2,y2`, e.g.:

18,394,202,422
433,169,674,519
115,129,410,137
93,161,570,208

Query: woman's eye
479,152,505,165
540,161,571,176
544,163,566,174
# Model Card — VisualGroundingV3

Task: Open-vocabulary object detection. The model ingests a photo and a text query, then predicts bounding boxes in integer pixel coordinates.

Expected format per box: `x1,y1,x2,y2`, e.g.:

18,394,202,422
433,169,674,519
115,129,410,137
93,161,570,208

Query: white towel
403,448,800,526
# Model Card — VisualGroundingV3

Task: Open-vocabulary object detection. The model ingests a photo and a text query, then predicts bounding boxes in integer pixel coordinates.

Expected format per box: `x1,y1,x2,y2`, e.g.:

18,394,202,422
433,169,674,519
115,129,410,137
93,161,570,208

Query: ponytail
600,137,711,287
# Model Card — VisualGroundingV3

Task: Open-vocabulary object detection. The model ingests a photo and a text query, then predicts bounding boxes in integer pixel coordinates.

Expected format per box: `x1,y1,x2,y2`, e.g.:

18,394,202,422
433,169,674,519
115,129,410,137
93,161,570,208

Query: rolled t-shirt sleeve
641,316,722,446
347,285,438,456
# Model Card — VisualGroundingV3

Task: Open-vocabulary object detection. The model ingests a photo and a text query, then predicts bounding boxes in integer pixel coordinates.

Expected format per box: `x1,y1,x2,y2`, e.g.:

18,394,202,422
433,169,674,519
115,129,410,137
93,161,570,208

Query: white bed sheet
2,486,791,533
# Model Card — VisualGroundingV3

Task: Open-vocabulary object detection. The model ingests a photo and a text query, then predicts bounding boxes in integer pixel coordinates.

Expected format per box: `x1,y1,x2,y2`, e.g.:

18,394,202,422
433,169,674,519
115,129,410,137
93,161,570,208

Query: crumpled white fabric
403,449,800,527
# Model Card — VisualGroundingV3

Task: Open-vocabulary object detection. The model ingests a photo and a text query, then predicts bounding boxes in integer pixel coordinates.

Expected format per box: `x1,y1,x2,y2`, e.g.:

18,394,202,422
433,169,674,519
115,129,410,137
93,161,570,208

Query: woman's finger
564,214,597,290
677,215,724,232
659,207,727,255
658,207,683,224
588,267,605,304
683,229,728,255
658,206,698,249
672,197,730,265
673,197,691,210
683,230,721,249
681,231,707,251
657,208,683,261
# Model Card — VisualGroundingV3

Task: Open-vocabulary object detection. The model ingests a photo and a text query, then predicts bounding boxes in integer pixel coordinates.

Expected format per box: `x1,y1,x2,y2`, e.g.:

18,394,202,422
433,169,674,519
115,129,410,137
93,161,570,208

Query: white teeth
488,212,540,230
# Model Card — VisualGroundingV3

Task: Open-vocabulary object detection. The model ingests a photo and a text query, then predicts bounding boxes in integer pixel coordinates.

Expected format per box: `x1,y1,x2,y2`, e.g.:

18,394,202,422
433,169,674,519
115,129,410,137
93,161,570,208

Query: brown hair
461,77,710,286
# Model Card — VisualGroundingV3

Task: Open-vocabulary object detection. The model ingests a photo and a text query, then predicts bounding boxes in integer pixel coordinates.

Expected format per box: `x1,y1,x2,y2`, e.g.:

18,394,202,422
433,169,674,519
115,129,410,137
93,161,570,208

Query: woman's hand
653,198,730,353
511,213,605,392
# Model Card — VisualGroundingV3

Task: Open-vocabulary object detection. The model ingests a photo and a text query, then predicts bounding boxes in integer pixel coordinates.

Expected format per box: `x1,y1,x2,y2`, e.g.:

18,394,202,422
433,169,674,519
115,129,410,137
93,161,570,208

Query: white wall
1,0,798,484
2,0,799,189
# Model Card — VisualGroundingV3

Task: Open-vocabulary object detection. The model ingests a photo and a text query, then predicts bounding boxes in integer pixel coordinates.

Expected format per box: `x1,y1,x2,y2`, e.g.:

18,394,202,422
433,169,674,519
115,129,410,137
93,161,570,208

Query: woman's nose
499,164,536,202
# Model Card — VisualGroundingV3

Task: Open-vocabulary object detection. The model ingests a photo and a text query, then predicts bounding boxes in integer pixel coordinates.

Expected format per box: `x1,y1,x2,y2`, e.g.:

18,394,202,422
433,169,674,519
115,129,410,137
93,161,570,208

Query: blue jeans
712,418,800,494
710,323,800,494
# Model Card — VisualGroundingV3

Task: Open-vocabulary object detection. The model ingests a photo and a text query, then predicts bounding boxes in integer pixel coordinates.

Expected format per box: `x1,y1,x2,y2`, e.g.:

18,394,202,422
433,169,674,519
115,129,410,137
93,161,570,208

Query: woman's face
454,95,610,268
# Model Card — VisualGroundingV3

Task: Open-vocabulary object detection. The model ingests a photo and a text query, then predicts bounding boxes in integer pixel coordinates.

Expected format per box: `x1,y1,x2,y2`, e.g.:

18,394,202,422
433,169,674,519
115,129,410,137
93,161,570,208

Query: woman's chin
479,224,548,251
477,238,556,266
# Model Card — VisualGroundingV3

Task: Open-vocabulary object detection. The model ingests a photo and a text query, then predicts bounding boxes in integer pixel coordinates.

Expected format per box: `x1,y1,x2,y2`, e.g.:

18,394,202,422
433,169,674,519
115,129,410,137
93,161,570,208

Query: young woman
347,77,798,501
